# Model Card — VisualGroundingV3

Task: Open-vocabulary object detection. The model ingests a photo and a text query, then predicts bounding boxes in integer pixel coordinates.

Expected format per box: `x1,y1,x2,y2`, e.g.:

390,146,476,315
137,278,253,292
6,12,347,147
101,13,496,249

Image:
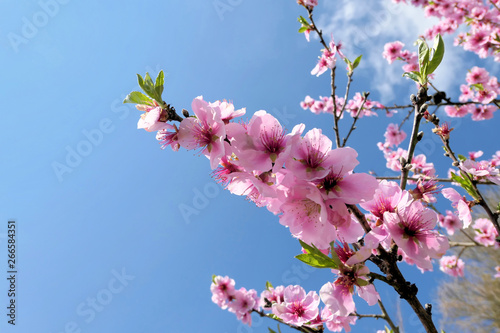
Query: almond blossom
177,97,226,169
439,255,465,277
384,192,449,270
271,285,320,326
320,243,380,317
442,187,473,228
472,218,499,247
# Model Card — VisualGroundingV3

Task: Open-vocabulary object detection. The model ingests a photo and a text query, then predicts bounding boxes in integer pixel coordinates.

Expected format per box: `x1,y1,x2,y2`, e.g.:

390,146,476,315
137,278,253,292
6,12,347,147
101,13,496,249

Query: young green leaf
268,328,277,333
470,83,484,91
123,91,154,105
137,74,145,91
403,71,421,83
427,34,445,75
155,70,164,100
296,240,339,269
298,26,309,33
295,253,338,269
265,281,274,290
418,39,430,77
352,54,362,70
298,16,309,25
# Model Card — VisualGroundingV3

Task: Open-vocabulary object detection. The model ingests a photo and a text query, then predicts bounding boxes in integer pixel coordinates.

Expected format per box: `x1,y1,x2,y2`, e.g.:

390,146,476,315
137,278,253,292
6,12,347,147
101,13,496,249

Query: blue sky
1,1,499,332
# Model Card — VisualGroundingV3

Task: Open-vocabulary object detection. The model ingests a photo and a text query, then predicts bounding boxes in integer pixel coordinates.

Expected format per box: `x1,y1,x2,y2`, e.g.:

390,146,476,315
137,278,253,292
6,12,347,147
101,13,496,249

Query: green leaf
123,91,154,105
298,16,309,25
296,240,339,269
403,71,421,83
143,73,157,98
137,72,163,104
459,171,480,200
417,39,430,77
266,281,274,290
268,328,277,333
352,54,362,70
451,172,479,200
470,83,484,91
295,253,337,269
427,34,445,75
211,275,216,284
155,70,164,99
450,172,468,187
137,74,145,91
457,154,467,162
298,26,309,33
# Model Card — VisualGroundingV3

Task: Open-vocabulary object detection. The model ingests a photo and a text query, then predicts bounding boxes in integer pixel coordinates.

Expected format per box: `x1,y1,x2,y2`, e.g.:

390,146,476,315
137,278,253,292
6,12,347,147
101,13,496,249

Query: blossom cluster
211,275,359,331
393,0,500,61
210,276,259,325
134,94,460,327
300,93,389,118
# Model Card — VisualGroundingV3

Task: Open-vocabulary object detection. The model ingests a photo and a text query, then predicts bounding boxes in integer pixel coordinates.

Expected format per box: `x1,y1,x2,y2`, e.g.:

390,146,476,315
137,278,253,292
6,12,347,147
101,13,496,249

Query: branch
449,241,480,248
400,87,428,190
306,8,341,148
378,299,400,333
369,249,439,333
342,91,369,147
253,309,323,333
375,176,496,185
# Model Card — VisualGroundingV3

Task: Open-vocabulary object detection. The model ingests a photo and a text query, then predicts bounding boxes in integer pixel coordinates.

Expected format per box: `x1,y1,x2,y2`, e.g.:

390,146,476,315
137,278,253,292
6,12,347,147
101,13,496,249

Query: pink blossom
298,0,318,8
320,244,380,317
439,255,465,277
468,150,484,160
466,66,490,84
438,210,462,235
384,123,407,147
230,110,292,172
278,177,338,249
156,124,180,151
210,100,246,124
272,285,320,326
300,96,315,110
441,187,472,228
287,128,334,181
470,104,496,121
211,275,236,309
261,285,285,309
472,218,499,247
137,106,170,132
461,159,500,185
322,307,357,332
228,287,259,325
444,105,468,117
491,151,500,167
312,147,379,205
360,180,402,221
384,192,449,270
383,41,404,64
177,97,226,169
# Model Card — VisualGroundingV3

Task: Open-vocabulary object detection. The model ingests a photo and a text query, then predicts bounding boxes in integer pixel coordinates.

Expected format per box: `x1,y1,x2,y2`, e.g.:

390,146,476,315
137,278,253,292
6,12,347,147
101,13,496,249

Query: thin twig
342,92,369,147
376,176,495,185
